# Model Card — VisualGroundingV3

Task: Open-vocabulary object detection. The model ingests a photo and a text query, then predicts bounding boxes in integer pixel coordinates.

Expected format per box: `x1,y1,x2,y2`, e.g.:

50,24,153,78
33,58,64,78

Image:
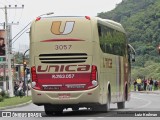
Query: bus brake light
89,65,98,88
31,66,40,90
91,65,97,80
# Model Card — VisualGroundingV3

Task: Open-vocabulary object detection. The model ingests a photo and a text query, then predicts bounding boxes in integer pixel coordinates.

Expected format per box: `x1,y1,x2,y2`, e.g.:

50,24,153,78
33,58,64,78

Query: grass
0,96,32,108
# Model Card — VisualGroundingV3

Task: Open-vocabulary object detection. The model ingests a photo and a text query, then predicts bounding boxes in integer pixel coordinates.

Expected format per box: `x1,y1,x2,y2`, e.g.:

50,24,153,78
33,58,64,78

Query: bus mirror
128,44,136,62
157,45,160,54
131,54,135,62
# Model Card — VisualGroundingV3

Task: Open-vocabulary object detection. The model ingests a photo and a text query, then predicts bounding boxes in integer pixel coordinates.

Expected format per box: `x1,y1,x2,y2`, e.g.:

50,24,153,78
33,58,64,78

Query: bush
4,92,10,99
0,95,4,102
0,90,6,97
0,90,10,98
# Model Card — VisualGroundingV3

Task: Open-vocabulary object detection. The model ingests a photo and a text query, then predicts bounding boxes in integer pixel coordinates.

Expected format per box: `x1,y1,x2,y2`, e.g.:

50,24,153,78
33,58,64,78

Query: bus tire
54,111,63,116
92,104,105,112
107,86,111,111
72,107,79,111
125,84,128,101
45,111,53,116
44,106,53,116
117,102,125,109
92,91,110,112
44,105,63,116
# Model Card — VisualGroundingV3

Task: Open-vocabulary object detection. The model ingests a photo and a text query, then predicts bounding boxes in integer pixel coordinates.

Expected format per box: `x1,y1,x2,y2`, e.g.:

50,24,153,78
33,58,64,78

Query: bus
29,16,135,115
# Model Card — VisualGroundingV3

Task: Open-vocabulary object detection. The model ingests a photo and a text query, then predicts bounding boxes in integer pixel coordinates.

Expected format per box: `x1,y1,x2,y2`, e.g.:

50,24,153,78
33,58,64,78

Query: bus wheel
44,105,53,116
92,104,108,112
44,105,63,116
45,110,53,116
92,92,110,112
107,91,111,111
72,107,79,111
54,110,63,116
117,102,125,109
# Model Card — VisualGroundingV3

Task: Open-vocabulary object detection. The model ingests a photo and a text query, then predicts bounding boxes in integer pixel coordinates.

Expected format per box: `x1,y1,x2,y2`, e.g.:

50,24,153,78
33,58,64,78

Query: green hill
97,0,160,80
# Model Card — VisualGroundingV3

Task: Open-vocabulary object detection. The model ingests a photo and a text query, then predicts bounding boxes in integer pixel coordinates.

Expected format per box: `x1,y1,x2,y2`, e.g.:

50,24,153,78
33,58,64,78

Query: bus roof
33,16,125,33
96,17,126,33
31,16,126,38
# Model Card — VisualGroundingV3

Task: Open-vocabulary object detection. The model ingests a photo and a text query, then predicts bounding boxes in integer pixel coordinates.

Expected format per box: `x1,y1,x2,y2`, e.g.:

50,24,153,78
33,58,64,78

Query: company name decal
37,65,90,73
51,21,75,35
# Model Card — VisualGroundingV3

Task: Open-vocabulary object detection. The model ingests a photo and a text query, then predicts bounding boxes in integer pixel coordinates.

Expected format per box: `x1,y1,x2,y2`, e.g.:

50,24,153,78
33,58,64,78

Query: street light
36,12,54,21
38,12,54,17
12,12,54,44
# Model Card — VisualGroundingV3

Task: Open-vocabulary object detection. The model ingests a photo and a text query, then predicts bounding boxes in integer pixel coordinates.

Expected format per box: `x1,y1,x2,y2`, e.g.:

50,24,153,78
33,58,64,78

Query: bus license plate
43,86,60,90
58,93,70,99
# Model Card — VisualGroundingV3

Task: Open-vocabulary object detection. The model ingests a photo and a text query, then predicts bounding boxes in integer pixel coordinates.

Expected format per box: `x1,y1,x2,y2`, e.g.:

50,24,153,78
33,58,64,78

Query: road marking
138,93,160,96
129,96,152,110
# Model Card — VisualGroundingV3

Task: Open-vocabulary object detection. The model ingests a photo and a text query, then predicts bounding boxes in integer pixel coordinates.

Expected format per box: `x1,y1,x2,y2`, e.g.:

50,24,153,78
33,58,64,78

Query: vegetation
0,96,32,108
0,90,9,102
0,75,9,81
97,0,160,80
14,52,24,64
132,61,160,80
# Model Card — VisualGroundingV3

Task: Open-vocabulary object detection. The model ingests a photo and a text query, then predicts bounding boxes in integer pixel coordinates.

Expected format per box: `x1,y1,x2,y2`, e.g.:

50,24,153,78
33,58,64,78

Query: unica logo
51,21,75,35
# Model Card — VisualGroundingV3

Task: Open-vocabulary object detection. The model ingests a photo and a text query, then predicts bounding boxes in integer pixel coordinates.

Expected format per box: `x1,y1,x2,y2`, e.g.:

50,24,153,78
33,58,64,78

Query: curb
0,100,32,110
131,91,160,95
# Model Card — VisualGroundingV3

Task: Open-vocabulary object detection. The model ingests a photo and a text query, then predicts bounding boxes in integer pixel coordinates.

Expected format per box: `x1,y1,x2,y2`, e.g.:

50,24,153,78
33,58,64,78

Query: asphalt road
1,92,160,119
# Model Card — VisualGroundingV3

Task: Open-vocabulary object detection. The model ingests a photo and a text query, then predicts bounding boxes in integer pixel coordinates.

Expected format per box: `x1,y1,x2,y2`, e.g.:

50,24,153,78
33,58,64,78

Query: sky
0,0,122,52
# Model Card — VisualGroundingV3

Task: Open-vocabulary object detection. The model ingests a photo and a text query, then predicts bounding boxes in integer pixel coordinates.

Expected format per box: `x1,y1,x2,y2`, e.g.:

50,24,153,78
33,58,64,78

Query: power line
11,22,31,42
12,27,30,44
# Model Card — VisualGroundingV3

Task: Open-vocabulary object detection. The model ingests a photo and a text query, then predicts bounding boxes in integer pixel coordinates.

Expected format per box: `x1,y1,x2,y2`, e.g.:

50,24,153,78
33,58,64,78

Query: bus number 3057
55,45,72,50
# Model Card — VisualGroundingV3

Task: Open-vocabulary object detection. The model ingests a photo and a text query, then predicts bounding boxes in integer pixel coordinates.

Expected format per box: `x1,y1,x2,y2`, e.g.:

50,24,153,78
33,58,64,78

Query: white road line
138,93,160,96
129,96,152,110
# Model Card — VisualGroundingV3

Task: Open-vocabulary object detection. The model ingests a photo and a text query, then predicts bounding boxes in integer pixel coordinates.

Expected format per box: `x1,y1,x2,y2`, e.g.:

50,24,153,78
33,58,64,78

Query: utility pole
0,23,19,92
0,5,24,97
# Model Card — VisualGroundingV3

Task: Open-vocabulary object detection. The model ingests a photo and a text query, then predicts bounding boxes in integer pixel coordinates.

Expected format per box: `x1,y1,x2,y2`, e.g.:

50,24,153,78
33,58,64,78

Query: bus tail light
31,66,40,90
91,65,97,80
88,65,98,89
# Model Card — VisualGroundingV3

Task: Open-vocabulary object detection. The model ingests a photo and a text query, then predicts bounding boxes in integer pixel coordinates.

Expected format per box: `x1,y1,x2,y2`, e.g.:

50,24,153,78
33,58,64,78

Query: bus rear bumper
31,86,100,106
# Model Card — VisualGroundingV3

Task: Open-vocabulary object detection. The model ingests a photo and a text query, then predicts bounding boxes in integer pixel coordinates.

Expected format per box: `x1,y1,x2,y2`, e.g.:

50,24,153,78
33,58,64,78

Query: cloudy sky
0,0,122,52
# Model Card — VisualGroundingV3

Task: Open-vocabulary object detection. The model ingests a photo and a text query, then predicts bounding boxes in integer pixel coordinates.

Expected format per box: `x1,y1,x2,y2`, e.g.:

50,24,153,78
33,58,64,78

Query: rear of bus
30,16,100,111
